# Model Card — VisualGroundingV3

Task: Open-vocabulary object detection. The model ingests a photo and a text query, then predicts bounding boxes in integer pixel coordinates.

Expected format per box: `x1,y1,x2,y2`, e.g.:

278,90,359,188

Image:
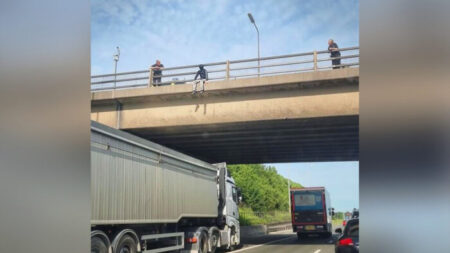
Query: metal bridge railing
91,46,359,91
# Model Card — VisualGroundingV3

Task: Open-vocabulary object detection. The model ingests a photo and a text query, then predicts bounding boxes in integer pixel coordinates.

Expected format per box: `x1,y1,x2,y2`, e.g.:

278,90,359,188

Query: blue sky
267,162,359,212
91,0,359,74
91,0,359,212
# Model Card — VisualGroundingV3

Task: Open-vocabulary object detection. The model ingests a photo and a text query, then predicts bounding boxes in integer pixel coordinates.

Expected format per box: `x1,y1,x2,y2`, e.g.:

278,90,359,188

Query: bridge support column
115,100,122,129
313,51,318,71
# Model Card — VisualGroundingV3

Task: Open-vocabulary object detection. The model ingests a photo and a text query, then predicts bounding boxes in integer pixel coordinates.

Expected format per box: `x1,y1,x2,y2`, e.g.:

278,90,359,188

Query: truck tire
198,232,208,253
115,235,137,253
231,229,237,249
209,231,219,253
226,229,237,251
91,236,108,253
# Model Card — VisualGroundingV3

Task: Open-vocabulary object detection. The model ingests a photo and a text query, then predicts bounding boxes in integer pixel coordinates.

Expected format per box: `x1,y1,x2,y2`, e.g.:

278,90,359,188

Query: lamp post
247,13,260,77
113,46,120,89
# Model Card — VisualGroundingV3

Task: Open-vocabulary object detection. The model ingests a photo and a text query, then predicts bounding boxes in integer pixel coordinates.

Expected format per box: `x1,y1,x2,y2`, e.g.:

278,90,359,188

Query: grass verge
239,207,291,226
332,219,344,227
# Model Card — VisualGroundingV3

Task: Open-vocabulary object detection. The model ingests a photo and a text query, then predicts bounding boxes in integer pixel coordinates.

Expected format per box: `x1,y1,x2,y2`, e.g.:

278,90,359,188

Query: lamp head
248,13,255,23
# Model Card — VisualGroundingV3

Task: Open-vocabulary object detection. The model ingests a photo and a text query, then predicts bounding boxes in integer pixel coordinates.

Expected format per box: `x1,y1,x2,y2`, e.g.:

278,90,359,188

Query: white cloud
91,0,359,74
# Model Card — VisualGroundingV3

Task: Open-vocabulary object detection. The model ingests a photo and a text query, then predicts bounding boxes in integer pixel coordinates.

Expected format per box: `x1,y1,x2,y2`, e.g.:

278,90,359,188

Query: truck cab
183,163,241,253
216,164,241,249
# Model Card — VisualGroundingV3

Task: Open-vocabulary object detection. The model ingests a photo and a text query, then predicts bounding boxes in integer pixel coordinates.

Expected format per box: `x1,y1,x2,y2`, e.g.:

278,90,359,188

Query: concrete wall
240,223,292,238
91,84,358,129
91,68,359,102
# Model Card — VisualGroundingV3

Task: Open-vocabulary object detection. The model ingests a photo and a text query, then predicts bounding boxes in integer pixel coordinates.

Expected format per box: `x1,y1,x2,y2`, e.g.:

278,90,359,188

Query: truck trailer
90,121,241,253
290,187,334,239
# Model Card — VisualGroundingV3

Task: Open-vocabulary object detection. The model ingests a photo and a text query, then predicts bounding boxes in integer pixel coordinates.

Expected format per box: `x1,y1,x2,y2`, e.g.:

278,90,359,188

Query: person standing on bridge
193,64,208,94
328,39,341,69
151,60,164,86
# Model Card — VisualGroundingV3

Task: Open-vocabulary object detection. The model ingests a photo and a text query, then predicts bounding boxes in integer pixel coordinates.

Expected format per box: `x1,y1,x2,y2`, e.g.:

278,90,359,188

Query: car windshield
293,191,323,210
345,220,359,237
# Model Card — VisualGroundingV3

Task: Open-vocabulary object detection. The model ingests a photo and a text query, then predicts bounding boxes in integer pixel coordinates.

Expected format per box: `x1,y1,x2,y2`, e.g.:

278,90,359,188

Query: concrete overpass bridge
91,47,359,163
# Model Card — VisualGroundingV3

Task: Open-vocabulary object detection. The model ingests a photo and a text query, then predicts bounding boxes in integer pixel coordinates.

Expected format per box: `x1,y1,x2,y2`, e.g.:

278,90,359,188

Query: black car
335,218,359,253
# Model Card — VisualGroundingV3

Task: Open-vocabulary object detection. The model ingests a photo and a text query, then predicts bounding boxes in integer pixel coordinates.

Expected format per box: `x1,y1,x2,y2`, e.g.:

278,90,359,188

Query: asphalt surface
221,223,345,253
232,231,338,253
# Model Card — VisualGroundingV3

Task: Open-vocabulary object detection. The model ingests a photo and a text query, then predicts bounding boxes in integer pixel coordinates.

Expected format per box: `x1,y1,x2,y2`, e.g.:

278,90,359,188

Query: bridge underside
126,115,358,164
92,68,359,163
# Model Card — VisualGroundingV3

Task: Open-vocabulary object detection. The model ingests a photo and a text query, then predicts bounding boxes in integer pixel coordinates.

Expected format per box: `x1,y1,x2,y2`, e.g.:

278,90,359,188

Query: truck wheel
209,231,219,253
91,236,108,253
297,233,304,240
115,235,137,253
228,229,237,251
198,232,208,253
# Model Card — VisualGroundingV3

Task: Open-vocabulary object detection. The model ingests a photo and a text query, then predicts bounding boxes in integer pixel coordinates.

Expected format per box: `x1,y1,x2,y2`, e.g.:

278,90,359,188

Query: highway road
226,230,341,253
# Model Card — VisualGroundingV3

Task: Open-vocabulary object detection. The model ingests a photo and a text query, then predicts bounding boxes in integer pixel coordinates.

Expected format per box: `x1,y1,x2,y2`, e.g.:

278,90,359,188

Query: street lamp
113,46,120,89
247,13,260,77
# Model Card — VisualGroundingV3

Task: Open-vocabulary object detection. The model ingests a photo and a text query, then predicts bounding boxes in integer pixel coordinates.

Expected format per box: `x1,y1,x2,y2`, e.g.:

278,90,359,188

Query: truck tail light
186,237,197,244
338,238,354,246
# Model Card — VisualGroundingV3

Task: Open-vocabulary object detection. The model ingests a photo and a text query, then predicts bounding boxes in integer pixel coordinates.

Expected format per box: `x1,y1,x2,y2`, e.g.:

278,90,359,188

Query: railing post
313,50,318,71
226,60,230,80
148,67,153,87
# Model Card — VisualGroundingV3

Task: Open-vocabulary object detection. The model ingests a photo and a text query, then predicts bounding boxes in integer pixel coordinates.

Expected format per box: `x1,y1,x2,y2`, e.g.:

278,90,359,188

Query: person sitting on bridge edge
151,59,164,86
193,64,208,94
328,39,341,69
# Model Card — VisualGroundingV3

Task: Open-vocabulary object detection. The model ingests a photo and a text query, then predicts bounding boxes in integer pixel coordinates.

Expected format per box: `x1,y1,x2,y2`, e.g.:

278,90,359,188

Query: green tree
333,212,344,220
228,164,302,212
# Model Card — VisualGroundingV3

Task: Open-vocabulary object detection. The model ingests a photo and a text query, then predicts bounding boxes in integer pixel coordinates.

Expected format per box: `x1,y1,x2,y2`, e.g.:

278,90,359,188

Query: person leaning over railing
151,59,164,86
192,64,208,94
328,39,341,69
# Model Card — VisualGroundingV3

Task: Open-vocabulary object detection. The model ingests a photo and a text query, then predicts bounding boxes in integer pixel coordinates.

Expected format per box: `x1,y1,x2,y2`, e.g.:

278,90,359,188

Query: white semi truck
90,121,241,253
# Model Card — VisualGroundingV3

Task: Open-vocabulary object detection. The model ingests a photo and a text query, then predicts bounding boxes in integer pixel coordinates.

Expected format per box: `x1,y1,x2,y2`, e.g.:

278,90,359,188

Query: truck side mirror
237,188,242,204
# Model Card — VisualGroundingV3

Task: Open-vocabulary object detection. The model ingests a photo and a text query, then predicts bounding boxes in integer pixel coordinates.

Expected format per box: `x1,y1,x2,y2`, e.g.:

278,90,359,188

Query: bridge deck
91,68,359,163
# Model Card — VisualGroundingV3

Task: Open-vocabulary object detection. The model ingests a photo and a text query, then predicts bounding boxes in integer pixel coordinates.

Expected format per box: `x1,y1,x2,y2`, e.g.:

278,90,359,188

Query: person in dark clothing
328,39,341,69
151,60,164,85
194,64,208,80
193,64,208,93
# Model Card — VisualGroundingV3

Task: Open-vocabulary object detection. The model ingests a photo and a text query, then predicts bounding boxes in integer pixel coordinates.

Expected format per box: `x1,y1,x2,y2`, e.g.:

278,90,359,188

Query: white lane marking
232,235,296,252
269,230,293,234
313,250,321,253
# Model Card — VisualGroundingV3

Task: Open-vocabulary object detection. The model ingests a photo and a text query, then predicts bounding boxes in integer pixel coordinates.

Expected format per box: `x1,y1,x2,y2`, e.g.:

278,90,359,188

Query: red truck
290,187,334,239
